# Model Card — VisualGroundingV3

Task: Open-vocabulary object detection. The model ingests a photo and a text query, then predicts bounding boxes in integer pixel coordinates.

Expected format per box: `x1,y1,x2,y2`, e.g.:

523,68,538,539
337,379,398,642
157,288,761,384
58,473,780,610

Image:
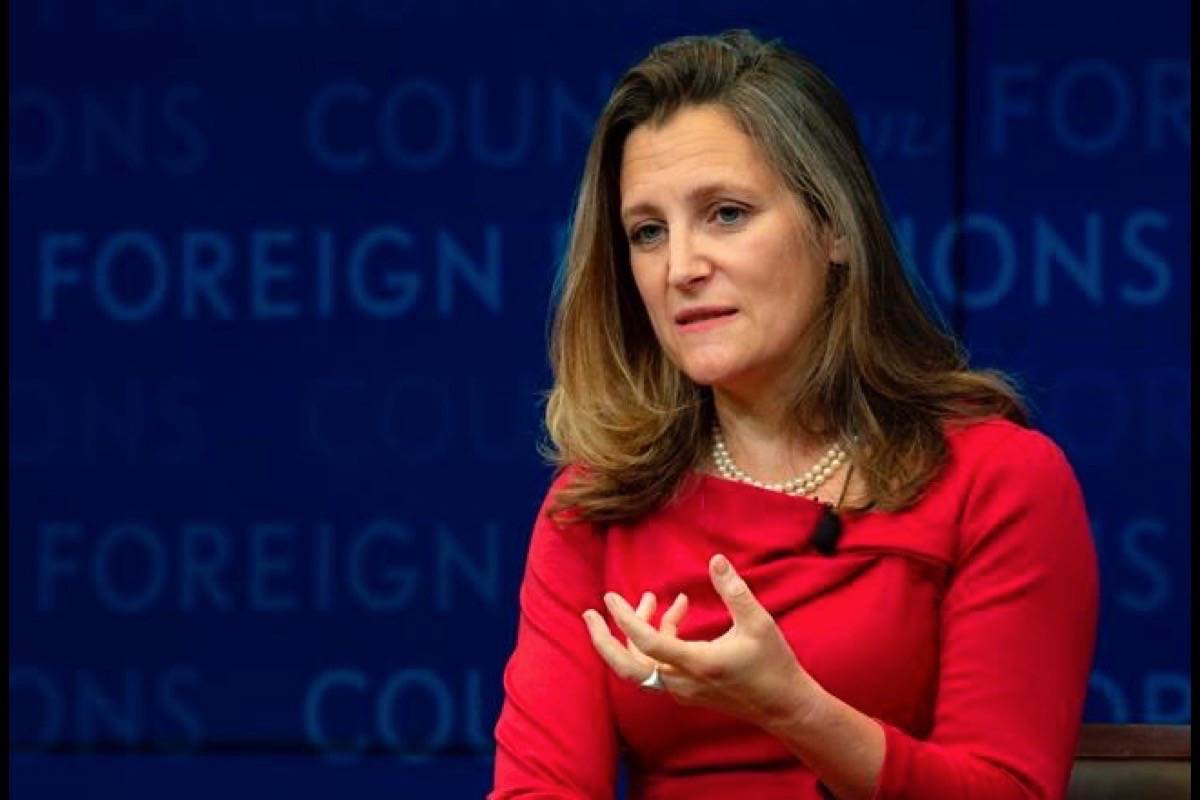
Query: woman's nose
667,233,713,288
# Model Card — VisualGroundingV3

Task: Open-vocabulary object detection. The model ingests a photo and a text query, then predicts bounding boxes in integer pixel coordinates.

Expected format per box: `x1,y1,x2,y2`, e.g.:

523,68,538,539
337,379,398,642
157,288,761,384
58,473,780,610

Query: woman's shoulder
935,415,1087,532
942,415,1072,475
931,416,1095,579
849,417,1087,565
910,416,1083,524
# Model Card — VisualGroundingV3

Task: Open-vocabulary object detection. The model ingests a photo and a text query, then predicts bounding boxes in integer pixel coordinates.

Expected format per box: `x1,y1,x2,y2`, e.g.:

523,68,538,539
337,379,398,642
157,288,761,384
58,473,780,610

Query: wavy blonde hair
542,29,1025,524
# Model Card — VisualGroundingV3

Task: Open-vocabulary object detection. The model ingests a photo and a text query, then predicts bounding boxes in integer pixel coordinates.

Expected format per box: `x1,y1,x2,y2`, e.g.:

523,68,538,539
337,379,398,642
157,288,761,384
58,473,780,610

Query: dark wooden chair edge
1075,724,1191,760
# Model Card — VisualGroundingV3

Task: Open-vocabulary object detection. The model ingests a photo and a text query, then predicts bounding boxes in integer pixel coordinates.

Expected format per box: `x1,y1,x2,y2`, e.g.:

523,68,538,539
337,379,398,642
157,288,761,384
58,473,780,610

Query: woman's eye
714,205,746,225
631,224,664,245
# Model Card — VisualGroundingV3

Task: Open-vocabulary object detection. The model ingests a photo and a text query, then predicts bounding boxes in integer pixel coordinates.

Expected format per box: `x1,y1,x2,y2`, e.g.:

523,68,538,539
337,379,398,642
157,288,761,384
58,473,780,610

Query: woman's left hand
582,553,827,732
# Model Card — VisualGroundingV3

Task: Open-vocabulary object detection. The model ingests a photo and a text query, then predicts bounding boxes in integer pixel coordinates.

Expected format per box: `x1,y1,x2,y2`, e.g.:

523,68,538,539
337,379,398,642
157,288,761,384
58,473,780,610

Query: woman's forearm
761,685,886,800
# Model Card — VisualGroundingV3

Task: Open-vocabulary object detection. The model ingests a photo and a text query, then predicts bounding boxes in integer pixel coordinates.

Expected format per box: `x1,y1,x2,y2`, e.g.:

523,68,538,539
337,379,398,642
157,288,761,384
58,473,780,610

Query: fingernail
641,591,653,605
713,554,730,575
674,592,686,605
604,593,617,609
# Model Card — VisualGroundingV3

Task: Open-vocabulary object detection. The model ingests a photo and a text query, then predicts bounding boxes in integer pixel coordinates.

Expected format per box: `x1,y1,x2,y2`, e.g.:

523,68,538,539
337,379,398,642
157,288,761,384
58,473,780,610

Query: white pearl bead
711,422,849,498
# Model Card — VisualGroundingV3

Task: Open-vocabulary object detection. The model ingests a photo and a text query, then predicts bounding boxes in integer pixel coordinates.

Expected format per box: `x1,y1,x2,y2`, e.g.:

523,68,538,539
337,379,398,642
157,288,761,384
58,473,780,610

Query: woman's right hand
585,590,690,681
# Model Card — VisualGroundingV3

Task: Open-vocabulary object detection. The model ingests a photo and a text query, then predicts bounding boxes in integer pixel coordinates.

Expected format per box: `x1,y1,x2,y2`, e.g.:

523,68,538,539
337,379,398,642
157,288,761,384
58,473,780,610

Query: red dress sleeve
489,467,618,799
871,427,1100,799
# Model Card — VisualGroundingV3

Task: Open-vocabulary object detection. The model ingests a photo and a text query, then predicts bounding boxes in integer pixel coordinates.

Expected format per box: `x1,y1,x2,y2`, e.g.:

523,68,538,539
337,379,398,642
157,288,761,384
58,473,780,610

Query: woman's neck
708,385,832,485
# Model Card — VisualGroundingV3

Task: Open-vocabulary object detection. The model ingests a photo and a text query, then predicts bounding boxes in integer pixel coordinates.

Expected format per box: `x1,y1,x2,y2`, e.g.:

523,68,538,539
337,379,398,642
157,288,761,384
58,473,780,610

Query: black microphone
811,462,853,556
811,504,842,555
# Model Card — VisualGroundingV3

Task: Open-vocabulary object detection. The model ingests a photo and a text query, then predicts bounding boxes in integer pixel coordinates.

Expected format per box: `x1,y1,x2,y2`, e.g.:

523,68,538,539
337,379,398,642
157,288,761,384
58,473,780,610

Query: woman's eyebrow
620,180,756,224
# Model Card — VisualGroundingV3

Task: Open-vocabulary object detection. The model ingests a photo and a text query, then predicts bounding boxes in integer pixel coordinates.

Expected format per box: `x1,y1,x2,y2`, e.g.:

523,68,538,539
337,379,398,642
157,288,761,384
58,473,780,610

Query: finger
635,591,656,621
629,592,657,661
659,592,688,638
709,554,768,631
604,592,708,671
581,608,654,682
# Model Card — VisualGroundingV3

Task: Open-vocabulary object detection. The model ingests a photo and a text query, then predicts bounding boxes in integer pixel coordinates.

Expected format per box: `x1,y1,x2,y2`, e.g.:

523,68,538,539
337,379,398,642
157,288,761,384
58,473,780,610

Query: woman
490,29,1098,800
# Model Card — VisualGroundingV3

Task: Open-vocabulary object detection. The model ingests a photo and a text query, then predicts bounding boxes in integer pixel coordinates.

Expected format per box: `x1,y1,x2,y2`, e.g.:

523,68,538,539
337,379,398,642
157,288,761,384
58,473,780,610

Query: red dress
490,418,1099,799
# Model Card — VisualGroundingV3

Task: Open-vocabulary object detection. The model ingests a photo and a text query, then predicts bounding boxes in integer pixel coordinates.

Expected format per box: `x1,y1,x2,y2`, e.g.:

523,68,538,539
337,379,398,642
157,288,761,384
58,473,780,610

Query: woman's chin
680,362,744,389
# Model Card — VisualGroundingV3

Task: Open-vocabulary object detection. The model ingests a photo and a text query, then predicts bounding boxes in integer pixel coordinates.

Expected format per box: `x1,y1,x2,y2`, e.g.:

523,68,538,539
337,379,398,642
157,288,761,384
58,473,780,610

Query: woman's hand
583,589,687,685
581,553,827,732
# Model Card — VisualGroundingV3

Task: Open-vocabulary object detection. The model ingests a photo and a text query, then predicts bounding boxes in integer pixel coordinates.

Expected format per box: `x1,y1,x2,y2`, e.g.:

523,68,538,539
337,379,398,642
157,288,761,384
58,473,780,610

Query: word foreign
36,225,504,321
34,519,503,614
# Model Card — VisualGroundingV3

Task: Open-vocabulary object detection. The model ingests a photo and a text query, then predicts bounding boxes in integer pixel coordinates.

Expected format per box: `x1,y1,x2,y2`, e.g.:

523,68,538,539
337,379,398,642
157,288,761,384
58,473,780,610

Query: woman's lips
677,310,738,332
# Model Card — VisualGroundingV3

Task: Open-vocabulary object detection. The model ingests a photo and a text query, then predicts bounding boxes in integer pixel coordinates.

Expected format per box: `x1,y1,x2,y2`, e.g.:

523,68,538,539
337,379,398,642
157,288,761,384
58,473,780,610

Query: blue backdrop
8,1,1190,797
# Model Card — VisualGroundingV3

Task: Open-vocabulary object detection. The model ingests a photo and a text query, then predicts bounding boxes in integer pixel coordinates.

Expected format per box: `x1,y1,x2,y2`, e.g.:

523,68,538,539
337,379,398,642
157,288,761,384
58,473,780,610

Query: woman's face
619,103,842,398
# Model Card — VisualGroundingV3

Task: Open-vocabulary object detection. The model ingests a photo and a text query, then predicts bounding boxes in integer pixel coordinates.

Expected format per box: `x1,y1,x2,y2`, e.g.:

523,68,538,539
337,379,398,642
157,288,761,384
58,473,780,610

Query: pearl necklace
710,422,847,497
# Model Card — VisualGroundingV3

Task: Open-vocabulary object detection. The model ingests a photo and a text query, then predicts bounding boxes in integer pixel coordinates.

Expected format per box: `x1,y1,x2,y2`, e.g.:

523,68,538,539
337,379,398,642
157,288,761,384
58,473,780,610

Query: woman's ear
828,234,849,266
